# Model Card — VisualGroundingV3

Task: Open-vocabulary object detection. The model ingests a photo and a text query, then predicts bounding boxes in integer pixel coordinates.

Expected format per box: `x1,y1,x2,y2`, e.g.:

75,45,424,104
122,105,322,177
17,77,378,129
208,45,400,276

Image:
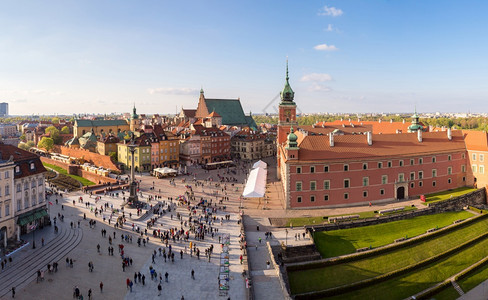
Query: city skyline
2,1,488,115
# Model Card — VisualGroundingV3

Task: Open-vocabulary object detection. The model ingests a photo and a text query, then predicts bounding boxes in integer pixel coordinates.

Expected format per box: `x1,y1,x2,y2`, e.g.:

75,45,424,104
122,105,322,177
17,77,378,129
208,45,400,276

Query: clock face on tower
285,110,291,120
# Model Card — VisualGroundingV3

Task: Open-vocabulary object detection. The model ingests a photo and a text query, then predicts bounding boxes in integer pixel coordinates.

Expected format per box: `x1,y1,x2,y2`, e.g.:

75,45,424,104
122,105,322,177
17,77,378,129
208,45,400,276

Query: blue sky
1,1,488,115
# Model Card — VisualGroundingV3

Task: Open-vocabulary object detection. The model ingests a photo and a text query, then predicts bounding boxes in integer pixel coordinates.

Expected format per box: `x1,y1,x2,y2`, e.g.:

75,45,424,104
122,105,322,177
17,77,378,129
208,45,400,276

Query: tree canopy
38,137,54,151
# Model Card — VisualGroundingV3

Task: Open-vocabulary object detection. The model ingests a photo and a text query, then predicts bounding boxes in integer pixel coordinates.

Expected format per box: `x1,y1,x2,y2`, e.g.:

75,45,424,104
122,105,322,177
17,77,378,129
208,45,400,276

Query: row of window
472,153,485,162
472,164,485,174
296,179,457,203
296,155,458,174
295,168,457,191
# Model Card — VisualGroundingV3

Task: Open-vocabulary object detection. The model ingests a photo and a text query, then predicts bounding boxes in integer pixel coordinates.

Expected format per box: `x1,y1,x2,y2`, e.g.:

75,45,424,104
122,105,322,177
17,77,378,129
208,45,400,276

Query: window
462,153,466,159
480,165,485,174
448,178,452,184
472,165,477,173
324,165,329,172
382,175,388,185
432,169,437,177
17,200,21,211
297,196,302,203
5,185,9,196
5,204,9,216
323,180,330,190
310,181,316,191
362,177,369,187
410,159,414,165
24,182,28,190
16,184,20,192
419,181,423,187
378,162,383,169
363,163,368,170
380,189,385,195
38,178,43,186
388,161,392,168
410,172,415,180
410,182,415,188
419,171,424,179
432,181,436,187
310,195,315,202
472,153,477,161
5,171,9,178
448,167,452,175
344,179,350,188
419,158,423,165
432,156,436,163
448,155,452,161
296,182,302,191
463,176,466,182
398,173,405,182
31,181,35,188
30,162,35,170
480,154,485,162
344,164,349,171
296,167,301,174
399,160,404,167
344,193,349,199
310,166,315,173
363,191,368,197
324,194,329,201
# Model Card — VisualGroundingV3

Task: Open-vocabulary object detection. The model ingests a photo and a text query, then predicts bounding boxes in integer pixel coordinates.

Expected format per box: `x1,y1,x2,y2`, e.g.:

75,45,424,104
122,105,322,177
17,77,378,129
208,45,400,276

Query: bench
356,247,370,253
426,228,437,233
379,207,405,214
453,219,464,224
395,237,407,243
329,215,360,223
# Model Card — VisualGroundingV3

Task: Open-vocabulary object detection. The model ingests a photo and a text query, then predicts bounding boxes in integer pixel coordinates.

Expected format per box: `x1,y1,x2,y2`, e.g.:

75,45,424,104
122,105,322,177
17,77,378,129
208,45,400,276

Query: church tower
130,104,140,132
277,60,298,145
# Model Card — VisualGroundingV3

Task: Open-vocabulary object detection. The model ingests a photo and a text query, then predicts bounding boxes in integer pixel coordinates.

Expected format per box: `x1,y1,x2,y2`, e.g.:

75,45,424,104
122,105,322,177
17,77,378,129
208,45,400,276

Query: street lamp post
285,228,288,247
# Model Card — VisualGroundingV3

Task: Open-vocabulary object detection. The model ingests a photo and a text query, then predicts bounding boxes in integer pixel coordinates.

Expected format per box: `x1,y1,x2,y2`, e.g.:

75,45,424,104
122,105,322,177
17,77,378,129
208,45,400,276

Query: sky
2,1,488,116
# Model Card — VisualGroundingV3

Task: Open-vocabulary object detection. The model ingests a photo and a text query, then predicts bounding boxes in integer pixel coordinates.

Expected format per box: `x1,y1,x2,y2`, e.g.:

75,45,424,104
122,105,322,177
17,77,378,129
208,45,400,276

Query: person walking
88,289,92,300
165,272,169,283
11,286,15,298
191,269,195,280
157,283,162,296
99,282,103,293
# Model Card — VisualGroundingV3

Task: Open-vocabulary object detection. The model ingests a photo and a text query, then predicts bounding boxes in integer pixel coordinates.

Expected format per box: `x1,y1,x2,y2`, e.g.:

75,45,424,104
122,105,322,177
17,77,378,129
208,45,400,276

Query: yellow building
73,119,129,138
159,131,180,169
117,135,152,172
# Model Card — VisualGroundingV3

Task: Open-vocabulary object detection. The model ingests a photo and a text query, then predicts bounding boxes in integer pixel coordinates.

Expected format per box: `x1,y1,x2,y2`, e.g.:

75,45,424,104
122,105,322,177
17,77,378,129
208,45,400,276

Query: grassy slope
314,210,473,258
289,214,486,294
458,262,488,293
43,162,95,186
323,237,488,300
421,187,478,205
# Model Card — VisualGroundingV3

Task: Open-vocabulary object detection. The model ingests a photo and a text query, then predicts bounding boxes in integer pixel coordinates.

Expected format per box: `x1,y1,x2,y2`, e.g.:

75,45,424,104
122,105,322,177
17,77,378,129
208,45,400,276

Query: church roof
207,111,221,118
75,119,128,127
182,109,197,118
204,99,248,126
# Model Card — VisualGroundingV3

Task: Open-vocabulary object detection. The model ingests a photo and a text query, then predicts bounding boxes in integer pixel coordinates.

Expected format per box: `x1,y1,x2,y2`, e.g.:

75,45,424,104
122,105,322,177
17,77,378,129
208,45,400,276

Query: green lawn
43,163,95,186
313,210,474,258
421,187,478,205
284,206,417,227
427,285,460,300
458,261,488,293
323,236,488,300
289,214,487,294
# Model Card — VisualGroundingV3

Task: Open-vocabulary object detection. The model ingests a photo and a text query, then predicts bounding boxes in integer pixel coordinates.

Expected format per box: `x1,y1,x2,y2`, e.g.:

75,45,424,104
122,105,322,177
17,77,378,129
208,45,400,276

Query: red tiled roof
0,144,47,178
463,130,488,151
182,109,197,118
317,120,418,134
300,124,372,135
292,130,465,162
207,111,221,118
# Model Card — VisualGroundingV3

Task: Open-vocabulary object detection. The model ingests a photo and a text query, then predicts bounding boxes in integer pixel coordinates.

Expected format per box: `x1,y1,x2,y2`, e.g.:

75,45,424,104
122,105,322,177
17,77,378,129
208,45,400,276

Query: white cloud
147,87,198,95
319,5,343,17
314,44,338,51
309,83,331,92
301,73,333,82
326,24,334,32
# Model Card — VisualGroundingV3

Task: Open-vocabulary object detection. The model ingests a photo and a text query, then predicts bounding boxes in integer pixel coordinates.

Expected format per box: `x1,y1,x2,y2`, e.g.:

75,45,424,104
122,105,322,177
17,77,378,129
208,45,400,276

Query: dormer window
15,165,20,174
30,162,35,170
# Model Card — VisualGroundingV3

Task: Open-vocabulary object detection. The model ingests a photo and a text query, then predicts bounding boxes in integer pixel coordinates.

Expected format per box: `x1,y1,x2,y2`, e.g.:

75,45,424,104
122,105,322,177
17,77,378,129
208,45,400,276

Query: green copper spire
408,107,422,132
280,59,295,104
286,125,298,149
131,103,139,119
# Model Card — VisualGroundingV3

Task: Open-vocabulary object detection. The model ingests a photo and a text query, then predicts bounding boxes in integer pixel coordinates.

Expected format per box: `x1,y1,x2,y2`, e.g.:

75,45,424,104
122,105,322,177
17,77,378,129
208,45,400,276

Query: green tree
51,117,60,124
108,151,118,162
61,126,70,134
18,143,29,150
26,141,35,148
45,126,62,144
38,137,54,151
19,134,26,142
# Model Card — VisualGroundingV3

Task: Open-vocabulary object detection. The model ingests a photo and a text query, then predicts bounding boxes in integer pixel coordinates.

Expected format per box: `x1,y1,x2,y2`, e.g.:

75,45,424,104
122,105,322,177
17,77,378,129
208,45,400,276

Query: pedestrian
191,269,195,280
97,244,100,253
11,286,15,298
165,272,168,282
142,274,146,285
88,288,92,300
157,283,162,296
41,238,44,246
100,281,103,293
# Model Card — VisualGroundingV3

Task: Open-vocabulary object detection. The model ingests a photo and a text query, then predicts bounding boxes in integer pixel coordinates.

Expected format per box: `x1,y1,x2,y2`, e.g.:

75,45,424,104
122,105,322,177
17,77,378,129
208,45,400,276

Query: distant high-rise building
0,103,8,117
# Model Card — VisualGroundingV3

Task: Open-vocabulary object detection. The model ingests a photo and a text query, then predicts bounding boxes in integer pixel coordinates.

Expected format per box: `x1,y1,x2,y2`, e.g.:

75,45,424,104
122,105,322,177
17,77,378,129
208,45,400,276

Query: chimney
358,118,360,122
402,119,405,124
322,123,325,128
429,125,433,132
396,129,400,134
390,119,393,123
417,130,422,142
329,133,334,147
447,128,452,140
441,126,446,131
379,119,382,123
348,118,351,122
367,131,372,146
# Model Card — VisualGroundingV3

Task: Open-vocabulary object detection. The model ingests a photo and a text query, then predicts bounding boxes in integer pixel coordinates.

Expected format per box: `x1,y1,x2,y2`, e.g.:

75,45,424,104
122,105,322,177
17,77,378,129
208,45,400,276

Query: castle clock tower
277,60,298,145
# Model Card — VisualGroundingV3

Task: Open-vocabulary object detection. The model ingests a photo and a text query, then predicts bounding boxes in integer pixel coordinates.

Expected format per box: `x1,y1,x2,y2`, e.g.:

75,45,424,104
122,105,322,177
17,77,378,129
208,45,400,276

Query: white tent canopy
252,160,267,169
242,166,267,198
154,167,177,174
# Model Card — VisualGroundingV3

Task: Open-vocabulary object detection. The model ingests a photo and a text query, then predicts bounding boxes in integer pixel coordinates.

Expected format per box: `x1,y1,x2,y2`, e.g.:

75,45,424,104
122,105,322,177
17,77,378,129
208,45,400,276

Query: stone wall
40,157,70,171
41,157,117,185
58,146,120,172
308,188,486,233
